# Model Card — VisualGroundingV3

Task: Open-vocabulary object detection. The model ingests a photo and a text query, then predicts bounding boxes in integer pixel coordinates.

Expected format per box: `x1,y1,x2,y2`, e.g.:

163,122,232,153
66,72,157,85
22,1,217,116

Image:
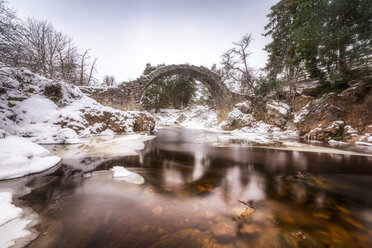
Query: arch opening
137,64,230,111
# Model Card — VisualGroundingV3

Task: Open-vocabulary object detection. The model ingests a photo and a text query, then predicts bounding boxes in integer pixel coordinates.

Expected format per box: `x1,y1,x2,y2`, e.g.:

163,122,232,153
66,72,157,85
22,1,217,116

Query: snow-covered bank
0,67,154,144
0,192,37,248
152,105,218,129
153,105,298,145
0,136,61,180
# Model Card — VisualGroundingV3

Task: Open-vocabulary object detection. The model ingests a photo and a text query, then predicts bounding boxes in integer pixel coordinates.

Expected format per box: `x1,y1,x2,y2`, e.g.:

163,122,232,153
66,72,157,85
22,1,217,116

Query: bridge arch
81,64,243,117
136,64,231,110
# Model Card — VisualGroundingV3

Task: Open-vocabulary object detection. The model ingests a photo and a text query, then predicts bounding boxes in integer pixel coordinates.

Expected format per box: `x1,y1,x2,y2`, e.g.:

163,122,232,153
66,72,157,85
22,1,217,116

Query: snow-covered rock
220,108,255,130
0,136,61,180
304,121,345,141
266,100,291,127
111,166,145,184
235,101,252,114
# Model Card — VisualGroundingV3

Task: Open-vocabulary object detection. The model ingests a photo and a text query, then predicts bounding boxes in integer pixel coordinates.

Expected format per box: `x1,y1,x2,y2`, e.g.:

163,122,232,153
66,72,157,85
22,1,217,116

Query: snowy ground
0,67,151,144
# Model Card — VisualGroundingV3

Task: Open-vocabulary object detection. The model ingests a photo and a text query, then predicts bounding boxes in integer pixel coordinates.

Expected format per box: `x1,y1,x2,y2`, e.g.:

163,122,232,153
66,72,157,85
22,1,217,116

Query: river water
9,128,372,247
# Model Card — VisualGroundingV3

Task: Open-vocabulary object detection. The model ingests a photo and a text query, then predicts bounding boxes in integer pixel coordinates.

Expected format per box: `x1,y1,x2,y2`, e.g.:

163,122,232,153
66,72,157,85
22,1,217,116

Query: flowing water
7,128,372,247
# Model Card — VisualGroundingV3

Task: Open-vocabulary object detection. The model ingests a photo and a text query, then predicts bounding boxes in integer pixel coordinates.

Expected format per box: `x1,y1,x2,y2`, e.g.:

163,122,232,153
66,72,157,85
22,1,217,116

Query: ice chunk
111,166,132,177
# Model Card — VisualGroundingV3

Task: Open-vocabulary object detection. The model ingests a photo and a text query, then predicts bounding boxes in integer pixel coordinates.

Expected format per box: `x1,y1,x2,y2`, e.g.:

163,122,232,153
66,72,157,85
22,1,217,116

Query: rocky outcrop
65,110,155,135
291,95,314,112
295,83,372,143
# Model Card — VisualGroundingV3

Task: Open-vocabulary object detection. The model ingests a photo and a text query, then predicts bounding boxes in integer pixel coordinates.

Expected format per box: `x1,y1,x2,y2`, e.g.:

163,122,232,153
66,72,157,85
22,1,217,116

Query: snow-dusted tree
220,33,255,95
0,0,26,69
0,1,98,85
102,75,115,86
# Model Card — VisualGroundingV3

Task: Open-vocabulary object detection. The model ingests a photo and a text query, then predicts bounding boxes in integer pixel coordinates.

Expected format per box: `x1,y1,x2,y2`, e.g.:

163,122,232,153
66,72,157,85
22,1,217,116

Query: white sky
8,0,277,82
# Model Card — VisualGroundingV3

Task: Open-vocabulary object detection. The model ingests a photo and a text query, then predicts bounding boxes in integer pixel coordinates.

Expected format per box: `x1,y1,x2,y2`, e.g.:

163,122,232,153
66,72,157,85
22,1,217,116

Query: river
5,128,372,247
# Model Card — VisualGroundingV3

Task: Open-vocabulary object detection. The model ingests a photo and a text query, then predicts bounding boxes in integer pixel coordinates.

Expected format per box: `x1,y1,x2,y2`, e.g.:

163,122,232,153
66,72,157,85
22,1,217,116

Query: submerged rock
151,228,234,248
212,222,236,243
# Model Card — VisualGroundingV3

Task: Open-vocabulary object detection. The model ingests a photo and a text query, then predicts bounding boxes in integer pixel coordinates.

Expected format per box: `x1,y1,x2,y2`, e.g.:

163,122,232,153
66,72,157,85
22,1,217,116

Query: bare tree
0,1,99,85
0,0,26,69
102,75,115,86
87,57,98,85
220,33,255,94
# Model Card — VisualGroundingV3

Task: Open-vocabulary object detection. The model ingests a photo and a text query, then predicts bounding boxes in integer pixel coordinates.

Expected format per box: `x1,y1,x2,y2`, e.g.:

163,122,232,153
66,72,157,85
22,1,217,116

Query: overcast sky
8,0,277,82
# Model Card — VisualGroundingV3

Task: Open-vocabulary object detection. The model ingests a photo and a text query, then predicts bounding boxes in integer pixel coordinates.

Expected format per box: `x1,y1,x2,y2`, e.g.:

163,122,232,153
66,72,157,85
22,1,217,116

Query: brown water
17,128,372,247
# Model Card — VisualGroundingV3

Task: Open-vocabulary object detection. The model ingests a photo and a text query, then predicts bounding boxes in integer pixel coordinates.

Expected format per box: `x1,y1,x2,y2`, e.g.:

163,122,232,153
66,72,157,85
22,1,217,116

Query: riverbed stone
212,222,236,243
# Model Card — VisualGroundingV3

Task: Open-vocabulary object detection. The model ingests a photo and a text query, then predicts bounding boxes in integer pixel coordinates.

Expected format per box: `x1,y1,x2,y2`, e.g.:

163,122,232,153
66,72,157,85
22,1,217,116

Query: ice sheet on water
0,192,37,248
0,136,61,180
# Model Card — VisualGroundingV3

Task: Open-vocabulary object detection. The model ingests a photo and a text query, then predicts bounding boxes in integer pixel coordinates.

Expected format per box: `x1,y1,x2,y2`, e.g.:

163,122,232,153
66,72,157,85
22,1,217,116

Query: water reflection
10,128,372,247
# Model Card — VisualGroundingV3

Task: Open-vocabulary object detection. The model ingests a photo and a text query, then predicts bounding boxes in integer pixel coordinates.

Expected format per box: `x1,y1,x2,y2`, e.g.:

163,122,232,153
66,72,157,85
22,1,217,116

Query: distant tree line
0,0,98,85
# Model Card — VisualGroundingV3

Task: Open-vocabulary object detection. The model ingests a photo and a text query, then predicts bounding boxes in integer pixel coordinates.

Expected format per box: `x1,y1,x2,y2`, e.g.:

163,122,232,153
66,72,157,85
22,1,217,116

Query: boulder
133,112,155,132
221,108,255,130
235,101,252,114
304,121,345,141
266,100,291,127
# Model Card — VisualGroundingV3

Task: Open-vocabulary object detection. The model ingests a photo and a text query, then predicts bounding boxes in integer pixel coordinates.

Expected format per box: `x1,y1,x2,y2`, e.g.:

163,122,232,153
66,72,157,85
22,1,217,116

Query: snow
153,105,218,129
294,102,311,124
111,166,132,177
110,166,145,184
355,142,372,147
0,67,152,144
14,96,60,125
266,100,290,116
0,192,36,248
0,192,22,226
0,136,61,180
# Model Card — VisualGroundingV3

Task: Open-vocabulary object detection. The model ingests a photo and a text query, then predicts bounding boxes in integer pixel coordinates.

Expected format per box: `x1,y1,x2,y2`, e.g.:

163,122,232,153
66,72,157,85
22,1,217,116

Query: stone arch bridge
81,64,243,115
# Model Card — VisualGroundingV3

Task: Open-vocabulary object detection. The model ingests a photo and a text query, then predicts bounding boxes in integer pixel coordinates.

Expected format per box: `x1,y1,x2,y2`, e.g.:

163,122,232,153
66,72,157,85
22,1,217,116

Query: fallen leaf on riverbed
239,207,255,219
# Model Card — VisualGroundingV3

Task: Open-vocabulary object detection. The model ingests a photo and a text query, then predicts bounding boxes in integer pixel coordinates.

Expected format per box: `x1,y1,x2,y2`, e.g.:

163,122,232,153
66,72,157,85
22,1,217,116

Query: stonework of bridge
81,64,243,115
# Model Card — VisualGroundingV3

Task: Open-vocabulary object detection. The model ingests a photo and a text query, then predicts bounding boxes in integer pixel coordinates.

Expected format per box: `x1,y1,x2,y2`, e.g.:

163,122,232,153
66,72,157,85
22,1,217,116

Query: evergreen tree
265,0,372,91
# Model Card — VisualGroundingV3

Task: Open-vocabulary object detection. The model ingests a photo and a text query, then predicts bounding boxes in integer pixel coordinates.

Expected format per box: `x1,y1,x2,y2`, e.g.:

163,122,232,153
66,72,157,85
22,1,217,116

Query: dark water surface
21,128,372,247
